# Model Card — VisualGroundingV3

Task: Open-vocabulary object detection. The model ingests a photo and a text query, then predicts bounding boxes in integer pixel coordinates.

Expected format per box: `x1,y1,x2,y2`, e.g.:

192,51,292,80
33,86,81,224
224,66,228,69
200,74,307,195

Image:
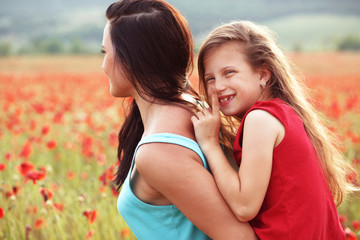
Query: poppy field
0,53,359,239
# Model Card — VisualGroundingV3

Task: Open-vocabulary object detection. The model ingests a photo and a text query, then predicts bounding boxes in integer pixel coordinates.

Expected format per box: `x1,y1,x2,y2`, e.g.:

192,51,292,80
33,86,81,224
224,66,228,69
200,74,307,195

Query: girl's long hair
197,20,357,205
106,0,198,189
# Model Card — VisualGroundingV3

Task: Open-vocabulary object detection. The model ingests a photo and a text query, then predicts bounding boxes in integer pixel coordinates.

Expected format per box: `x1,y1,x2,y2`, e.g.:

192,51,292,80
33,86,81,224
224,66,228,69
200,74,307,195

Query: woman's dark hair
106,0,197,189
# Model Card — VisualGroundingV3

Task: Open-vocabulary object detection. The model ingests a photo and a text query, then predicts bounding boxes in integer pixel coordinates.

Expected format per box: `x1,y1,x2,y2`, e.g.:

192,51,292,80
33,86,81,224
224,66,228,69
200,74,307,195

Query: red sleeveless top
233,98,345,240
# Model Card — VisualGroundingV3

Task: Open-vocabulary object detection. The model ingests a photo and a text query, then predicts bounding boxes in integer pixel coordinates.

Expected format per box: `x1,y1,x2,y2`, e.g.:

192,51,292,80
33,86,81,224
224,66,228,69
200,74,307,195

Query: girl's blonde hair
197,20,356,205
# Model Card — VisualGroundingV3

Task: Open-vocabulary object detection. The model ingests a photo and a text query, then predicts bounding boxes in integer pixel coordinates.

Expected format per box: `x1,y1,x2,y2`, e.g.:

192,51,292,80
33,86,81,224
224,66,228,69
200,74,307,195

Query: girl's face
203,41,270,118
101,22,135,98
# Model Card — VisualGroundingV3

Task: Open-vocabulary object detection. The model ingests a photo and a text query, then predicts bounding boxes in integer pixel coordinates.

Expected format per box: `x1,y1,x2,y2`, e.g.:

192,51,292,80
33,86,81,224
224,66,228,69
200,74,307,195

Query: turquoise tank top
117,133,211,240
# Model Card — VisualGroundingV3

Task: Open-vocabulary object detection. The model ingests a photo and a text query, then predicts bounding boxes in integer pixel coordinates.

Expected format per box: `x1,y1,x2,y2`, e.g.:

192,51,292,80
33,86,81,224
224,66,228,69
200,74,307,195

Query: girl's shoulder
244,108,285,136
252,98,288,110
249,98,293,119
240,98,296,132
244,98,301,130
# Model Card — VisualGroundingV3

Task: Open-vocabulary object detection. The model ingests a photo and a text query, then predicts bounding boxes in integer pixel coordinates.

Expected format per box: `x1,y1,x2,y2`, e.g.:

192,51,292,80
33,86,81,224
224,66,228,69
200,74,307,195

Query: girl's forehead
205,42,245,58
204,42,245,64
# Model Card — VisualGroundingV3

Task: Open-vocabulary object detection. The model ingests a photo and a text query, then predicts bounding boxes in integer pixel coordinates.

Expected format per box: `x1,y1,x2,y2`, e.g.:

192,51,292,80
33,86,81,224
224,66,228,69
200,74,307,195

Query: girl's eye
206,77,215,83
101,49,106,54
225,70,234,75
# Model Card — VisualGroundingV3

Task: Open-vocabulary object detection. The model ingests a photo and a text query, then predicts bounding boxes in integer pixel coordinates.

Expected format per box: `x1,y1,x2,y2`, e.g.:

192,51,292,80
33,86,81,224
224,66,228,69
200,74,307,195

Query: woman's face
101,21,135,98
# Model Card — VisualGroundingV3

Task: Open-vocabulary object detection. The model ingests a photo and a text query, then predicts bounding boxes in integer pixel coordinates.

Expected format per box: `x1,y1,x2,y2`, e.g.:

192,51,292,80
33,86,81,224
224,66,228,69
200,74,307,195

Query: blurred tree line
336,35,360,51
0,37,94,56
1,34,360,56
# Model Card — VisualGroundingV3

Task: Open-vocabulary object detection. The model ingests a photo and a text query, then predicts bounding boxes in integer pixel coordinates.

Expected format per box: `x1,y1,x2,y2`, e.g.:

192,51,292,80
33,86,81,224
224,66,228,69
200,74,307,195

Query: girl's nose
215,78,226,92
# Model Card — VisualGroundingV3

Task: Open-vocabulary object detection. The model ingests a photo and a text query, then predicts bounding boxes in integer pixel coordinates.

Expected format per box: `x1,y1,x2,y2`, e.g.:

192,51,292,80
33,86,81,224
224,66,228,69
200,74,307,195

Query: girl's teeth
219,96,233,103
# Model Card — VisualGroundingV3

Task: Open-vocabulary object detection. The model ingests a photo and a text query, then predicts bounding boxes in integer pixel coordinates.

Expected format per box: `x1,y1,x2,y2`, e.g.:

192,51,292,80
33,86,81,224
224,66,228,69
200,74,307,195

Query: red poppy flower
344,227,357,240
4,152,13,161
66,171,75,180
40,187,53,202
339,215,347,227
50,183,59,192
5,185,21,198
352,220,360,231
46,140,57,150
86,229,95,240
99,172,107,185
41,126,50,135
82,136,94,158
18,162,35,176
53,111,64,123
346,94,358,110
53,203,64,212
0,163,6,171
96,153,106,166
111,187,118,197
109,132,118,147
80,172,88,179
99,186,106,194
353,158,360,166
346,170,358,186
0,207,4,218
30,120,37,131
329,101,341,119
12,185,21,196
34,218,46,229
83,210,98,224
25,170,46,184
121,228,130,238
19,141,33,159
33,103,45,114
26,206,38,215
99,165,116,185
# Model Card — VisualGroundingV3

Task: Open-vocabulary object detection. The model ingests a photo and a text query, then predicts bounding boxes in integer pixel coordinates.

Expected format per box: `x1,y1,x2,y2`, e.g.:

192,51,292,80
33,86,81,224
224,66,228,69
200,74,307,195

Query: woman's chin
109,89,117,97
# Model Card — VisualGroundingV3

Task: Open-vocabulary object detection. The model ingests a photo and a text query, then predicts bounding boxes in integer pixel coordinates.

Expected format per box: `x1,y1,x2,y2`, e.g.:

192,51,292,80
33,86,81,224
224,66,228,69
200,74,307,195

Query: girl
102,1,256,240
192,20,355,239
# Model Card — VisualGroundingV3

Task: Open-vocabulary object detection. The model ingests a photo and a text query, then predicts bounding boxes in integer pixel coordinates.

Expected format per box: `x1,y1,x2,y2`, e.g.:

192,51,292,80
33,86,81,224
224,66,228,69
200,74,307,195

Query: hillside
1,0,359,53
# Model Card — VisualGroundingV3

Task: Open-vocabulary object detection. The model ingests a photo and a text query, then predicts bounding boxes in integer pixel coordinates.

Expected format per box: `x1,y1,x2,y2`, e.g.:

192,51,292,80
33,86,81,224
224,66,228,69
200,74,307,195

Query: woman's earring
261,82,266,88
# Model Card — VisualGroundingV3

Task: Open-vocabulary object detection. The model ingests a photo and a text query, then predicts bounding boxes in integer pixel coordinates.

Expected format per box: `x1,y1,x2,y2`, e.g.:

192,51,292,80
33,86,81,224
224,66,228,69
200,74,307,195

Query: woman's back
103,1,257,239
118,132,211,240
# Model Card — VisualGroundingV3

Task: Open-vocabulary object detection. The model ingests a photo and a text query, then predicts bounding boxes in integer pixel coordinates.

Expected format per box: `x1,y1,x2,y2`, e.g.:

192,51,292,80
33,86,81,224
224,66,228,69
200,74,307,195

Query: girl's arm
135,143,258,240
191,89,283,222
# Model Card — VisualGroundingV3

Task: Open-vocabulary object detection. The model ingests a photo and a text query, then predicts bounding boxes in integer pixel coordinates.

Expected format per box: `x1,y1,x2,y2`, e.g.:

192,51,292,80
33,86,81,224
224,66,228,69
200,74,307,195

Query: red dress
233,98,345,240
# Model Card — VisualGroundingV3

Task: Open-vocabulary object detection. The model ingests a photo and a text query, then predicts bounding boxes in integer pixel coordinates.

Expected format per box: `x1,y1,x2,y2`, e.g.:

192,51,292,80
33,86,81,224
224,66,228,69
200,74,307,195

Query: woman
101,0,257,239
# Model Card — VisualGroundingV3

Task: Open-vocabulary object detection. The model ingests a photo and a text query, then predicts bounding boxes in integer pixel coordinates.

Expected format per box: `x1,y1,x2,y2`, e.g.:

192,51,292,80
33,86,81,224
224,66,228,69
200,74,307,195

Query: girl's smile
218,94,235,106
203,41,271,117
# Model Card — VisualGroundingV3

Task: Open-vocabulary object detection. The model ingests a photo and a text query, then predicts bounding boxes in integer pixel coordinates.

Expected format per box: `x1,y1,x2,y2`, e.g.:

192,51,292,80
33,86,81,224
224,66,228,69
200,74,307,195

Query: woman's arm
135,143,258,240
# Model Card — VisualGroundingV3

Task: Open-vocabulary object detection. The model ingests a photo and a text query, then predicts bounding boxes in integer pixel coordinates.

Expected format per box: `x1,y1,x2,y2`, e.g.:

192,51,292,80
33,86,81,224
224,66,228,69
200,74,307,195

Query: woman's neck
133,94,195,139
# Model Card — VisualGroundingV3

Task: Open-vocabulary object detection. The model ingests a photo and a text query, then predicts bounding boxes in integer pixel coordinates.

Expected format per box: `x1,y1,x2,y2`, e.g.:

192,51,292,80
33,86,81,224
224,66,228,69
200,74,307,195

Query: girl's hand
191,86,221,152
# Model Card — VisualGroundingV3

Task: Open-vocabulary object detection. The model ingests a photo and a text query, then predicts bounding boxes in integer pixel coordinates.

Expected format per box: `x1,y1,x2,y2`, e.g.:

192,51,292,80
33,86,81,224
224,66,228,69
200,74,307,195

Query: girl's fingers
194,110,205,120
202,107,212,115
191,115,198,122
208,86,219,113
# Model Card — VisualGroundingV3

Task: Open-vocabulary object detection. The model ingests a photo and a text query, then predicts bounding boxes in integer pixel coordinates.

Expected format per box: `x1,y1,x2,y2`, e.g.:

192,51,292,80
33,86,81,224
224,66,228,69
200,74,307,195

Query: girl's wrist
200,141,222,156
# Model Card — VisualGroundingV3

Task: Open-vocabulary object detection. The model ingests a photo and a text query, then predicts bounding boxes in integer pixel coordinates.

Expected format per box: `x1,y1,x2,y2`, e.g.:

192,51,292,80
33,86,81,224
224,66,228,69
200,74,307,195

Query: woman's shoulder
134,136,204,182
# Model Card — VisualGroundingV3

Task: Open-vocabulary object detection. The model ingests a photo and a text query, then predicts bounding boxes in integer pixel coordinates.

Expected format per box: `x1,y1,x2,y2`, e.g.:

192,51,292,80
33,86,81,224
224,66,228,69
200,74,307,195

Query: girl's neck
258,88,274,102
